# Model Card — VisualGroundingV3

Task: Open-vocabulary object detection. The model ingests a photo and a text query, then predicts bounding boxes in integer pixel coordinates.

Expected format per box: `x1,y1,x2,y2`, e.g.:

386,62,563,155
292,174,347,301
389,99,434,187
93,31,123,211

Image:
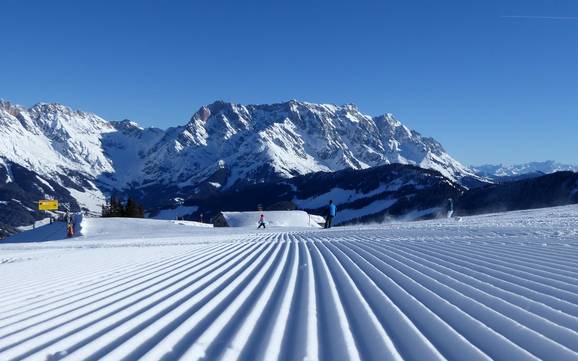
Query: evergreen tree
110,195,122,217
101,196,144,218
125,197,142,217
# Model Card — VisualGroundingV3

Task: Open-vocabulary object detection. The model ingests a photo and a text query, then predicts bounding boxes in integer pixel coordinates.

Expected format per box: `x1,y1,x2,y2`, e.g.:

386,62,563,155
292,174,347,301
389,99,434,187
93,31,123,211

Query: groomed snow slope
1,206,578,360
221,211,321,228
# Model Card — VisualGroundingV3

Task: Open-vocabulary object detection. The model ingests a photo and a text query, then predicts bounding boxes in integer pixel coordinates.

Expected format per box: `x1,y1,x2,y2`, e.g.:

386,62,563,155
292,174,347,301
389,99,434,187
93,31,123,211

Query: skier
447,198,454,219
257,213,266,229
66,222,74,238
325,200,337,229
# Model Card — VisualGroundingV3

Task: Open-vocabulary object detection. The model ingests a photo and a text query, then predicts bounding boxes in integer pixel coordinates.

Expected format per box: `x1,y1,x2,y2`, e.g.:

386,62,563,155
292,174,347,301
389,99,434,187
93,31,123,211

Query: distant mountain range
472,161,578,181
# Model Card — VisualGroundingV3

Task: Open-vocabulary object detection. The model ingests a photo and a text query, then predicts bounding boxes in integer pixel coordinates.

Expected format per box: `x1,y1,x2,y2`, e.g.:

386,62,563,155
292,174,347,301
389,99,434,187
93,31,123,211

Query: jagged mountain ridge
1,98,478,223
155,100,477,188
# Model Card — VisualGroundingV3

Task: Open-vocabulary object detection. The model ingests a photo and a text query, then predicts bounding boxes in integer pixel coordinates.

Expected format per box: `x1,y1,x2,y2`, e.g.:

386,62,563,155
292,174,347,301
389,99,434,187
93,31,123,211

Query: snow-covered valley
1,205,577,360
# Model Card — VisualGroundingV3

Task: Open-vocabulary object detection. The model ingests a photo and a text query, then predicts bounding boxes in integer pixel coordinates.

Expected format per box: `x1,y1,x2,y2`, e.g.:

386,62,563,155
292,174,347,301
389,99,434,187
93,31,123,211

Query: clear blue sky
1,0,577,165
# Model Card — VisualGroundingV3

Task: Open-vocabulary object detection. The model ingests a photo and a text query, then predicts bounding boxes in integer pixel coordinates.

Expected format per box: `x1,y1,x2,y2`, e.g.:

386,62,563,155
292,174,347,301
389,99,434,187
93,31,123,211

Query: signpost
38,200,59,211
36,200,74,235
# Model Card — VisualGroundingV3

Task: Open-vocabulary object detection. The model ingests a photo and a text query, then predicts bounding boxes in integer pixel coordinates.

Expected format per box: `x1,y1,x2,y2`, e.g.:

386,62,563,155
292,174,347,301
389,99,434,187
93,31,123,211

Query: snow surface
1,205,578,360
152,206,200,220
335,198,398,224
221,210,321,228
293,181,406,210
15,218,52,232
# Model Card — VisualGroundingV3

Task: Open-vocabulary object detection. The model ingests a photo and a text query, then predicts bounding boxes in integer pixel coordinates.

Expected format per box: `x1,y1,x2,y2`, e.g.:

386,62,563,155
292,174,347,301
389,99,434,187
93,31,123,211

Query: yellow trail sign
38,200,59,211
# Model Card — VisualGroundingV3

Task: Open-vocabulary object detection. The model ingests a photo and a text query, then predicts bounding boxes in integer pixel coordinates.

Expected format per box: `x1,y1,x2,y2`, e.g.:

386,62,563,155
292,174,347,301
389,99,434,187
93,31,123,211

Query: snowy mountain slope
0,159,81,234
164,165,578,226
100,120,166,187
457,171,578,216
0,101,115,179
472,161,578,179
0,101,170,214
172,164,464,225
0,101,113,213
1,205,578,360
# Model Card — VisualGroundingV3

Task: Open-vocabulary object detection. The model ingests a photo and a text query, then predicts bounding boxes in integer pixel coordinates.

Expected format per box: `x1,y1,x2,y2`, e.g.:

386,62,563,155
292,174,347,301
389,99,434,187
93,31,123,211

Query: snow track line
340,241,539,360
0,239,262,360
0,242,260,360
278,234,319,361
442,241,578,272
307,238,362,361
0,248,195,306
315,241,405,361
205,236,293,361
429,240,578,271
0,240,243,305
374,240,578,333
138,239,281,360
0,242,241,341
257,234,301,361
96,239,276,360
2,212,578,361
0,243,233,328
323,241,453,361
331,240,492,361
349,239,578,360
364,240,578,354
393,238,578,300
46,241,265,361
0,242,223,292
416,240,578,285
236,233,300,361
392,240,578,316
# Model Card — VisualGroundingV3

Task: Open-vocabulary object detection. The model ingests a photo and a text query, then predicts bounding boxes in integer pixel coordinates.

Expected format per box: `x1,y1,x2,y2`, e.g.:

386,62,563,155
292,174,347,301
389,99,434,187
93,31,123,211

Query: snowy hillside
178,164,464,226
457,171,578,216
1,206,578,360
0,99,477,224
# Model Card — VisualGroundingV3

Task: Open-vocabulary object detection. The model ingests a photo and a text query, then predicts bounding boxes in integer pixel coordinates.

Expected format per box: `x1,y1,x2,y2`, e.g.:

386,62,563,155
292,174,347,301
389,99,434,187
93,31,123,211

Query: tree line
101,196,145,218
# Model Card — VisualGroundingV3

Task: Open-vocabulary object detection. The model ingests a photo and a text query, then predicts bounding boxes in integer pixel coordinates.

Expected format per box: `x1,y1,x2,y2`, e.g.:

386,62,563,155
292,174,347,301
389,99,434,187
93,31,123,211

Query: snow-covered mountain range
0,99,478,218
472,161,578,178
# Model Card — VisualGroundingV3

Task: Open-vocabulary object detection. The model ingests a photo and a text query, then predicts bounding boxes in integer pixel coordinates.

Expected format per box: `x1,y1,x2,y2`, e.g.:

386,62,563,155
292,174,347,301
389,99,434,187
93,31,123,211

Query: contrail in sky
501,15,578,20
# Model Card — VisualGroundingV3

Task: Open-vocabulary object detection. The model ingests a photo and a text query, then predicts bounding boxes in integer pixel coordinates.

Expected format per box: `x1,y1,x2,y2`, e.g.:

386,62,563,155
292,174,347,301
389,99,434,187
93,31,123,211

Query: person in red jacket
257,213,266,229
66,222,74,237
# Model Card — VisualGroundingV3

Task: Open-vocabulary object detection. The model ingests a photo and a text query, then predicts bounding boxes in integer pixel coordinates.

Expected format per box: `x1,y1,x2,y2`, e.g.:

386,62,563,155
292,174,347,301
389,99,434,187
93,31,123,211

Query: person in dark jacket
257,213,266,229
447,198,454,219
325,200,337,229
